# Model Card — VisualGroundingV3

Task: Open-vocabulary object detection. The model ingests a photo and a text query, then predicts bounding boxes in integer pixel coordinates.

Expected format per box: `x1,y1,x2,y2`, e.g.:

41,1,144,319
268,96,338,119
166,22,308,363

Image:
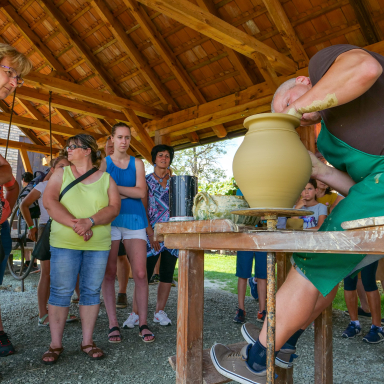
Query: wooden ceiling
1,0,384,162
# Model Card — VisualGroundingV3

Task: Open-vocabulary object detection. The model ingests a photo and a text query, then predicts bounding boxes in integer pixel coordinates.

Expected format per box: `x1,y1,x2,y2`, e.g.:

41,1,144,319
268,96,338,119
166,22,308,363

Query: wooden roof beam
24,72,166,119
39,0,125,97
252,52,280,91
195,0,256,87
0,2,68,73
136,0,297,75
0,137,60,154
0,113,104,139
55,108,82,130
90,0,179,112
261,0,308,67
123,0,206,105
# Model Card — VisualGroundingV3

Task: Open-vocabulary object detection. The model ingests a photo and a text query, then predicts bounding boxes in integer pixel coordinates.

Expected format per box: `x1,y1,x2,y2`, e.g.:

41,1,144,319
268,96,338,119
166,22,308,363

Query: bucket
169,175,198,221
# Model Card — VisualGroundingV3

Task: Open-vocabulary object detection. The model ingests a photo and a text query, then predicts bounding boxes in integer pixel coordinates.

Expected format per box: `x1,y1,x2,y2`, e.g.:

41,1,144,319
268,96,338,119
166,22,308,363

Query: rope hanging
49,91,52,161
4,88,17,159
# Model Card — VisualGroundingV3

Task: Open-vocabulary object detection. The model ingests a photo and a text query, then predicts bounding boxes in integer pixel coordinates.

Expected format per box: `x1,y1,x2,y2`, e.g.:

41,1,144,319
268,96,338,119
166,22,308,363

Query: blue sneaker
233,308,246,324
248,277,258,300
342,321,361,338
362,325,384,343
257,310,266,323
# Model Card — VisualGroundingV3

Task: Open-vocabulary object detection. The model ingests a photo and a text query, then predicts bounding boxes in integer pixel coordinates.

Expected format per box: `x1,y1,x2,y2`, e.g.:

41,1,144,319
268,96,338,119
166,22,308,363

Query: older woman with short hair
42,134,120,364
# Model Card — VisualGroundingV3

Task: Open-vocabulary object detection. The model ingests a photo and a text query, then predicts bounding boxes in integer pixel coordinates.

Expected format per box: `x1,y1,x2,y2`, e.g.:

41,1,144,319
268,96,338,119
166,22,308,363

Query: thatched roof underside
0,0,383,161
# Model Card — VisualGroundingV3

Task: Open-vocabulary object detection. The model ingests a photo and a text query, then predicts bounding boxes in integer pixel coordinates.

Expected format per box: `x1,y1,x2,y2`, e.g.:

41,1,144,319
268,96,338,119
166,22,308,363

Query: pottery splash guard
232,113,312,209
169,175,198,221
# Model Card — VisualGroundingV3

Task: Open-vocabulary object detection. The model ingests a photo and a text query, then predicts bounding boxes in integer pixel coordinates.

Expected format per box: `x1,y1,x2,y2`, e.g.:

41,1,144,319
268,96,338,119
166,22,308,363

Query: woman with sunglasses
41,134,120,364
100,123,155,343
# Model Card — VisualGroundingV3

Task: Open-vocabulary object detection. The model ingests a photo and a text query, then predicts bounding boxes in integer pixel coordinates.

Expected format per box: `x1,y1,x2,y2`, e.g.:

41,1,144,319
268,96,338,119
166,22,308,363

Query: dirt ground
1,271,384,384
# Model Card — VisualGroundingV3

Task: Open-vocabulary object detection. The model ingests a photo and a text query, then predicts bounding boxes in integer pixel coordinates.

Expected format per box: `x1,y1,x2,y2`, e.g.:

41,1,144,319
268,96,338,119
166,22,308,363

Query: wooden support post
176,249,204,384
155,131,171,146
19,149,32,173
314,304,333,384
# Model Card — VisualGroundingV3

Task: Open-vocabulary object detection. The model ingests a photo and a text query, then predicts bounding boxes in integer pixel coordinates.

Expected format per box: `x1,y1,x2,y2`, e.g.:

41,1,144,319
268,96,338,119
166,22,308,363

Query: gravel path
1,271,384,383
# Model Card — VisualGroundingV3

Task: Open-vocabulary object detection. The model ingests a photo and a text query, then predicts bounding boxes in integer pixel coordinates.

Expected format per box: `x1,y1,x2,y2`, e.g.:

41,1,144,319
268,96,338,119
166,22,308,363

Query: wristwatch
88,217,95,227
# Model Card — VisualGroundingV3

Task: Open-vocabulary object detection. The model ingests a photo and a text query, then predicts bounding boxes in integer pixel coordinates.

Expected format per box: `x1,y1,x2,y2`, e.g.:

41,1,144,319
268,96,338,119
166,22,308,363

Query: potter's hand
308,151,330,179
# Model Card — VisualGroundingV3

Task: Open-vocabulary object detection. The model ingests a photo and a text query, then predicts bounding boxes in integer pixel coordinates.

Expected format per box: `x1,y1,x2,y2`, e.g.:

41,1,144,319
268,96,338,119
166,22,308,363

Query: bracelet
88,217,95,227
28,225,35,230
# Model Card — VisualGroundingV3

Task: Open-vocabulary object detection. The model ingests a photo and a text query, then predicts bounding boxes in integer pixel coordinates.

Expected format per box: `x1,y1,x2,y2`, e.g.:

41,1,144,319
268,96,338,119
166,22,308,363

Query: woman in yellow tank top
41,134,120,365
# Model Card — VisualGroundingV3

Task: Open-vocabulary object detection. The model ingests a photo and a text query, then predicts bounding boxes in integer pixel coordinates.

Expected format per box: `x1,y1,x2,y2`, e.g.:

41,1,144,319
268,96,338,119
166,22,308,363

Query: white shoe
153,310,172,326
123,312,139,329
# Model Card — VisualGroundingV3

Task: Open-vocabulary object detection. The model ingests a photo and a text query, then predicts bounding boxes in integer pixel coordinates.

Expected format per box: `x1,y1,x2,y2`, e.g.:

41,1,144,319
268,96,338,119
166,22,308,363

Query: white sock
253,277,257,284
352,320,360,327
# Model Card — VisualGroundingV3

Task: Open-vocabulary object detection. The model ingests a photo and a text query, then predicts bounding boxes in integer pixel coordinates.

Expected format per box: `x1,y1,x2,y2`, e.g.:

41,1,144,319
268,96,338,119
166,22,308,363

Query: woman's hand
295,197,306,210
83,229,93,242
27,227,38,242
148,234,161,252
71,218,92,236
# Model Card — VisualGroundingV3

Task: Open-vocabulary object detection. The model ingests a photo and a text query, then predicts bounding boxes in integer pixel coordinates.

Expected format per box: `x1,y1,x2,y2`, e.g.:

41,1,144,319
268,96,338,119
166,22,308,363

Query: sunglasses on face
65,144,88,151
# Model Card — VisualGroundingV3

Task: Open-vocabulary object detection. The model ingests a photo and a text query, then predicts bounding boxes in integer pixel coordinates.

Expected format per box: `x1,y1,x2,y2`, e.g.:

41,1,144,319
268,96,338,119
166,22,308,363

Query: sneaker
233,308,246,324
342,321,361,338
248,277,258,300
210,343,267,384
0,332,15,357
153,310,172,326
116,293,128,309
362,325,384,343
123,312,139,329
257,310,266,323
241,323,296,369
149,274,160,285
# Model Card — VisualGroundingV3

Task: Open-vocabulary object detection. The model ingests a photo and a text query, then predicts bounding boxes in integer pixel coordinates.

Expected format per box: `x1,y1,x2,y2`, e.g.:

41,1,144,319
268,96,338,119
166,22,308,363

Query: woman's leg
357,278,370,313
79,249,110,357
117,256,130,294
43,247,81,362
155,251,177,313
361,261,381,327
101,240,120,341
38,260,50,322
344,274,359,321
124,238,154,341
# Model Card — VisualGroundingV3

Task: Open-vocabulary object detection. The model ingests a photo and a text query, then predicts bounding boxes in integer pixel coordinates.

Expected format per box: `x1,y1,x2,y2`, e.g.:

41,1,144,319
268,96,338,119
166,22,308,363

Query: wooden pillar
314,304,333,384
155,130,171,146
176,249,204,384
297,125,316,153
19,149,32,173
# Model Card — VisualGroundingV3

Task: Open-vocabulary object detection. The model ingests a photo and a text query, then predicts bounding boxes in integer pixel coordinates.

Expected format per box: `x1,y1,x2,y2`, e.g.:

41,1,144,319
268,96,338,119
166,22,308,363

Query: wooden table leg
314,304,333,384
176,249,204,384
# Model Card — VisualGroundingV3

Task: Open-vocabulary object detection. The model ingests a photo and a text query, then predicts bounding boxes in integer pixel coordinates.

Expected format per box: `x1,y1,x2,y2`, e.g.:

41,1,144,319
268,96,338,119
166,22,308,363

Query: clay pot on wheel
232,113,312,208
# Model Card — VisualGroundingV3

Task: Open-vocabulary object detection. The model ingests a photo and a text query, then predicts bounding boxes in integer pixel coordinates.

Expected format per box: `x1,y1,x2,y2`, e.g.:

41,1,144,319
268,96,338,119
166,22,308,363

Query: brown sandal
41,346,64,365
80,342,104,360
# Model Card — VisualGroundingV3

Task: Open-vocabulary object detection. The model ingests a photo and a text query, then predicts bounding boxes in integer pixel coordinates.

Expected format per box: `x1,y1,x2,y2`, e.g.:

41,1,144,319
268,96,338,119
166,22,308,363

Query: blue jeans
236,251,267,279
49,246,109,307
0,221,12,285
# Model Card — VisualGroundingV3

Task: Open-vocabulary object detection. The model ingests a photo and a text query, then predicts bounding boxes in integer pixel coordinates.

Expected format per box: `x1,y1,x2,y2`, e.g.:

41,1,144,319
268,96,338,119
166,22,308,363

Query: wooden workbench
155,218,384,384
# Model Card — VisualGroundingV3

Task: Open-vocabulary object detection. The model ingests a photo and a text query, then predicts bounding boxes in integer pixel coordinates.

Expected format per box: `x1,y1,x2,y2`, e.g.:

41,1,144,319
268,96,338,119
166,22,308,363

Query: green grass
174,253,384,314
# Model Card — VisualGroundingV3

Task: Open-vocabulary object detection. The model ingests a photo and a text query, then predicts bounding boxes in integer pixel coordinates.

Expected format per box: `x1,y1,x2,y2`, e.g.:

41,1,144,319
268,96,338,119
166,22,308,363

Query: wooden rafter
0,113,104,139
91,0,179,111
252,52,280,91
55,108,82,130
195,0,256,87
19,148,32,172
24,72,166,119
136,0,297,75
39,0,125,97
0,137,60,154
260,0,308,67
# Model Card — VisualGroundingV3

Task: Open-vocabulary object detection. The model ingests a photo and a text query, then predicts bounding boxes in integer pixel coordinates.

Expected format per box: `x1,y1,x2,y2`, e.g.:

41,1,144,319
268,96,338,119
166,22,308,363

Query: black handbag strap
59,167,98,202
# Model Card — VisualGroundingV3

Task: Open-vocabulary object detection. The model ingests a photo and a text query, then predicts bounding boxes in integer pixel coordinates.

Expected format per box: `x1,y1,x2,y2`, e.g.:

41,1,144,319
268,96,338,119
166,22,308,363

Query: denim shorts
49,246,109,307
236,251,267,279
0,221,12,285
111,226,147,241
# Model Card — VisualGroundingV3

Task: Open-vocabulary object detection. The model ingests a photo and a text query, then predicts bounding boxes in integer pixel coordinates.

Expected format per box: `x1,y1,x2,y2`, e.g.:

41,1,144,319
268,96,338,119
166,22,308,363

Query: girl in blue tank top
100,123,155,343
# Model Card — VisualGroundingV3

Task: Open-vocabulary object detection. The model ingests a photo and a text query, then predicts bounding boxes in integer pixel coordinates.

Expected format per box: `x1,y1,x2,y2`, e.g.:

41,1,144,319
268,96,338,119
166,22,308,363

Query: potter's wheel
231,208,313,217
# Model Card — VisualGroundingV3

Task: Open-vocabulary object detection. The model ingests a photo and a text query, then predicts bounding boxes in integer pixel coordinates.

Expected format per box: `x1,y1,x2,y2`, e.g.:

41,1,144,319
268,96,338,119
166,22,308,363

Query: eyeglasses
0,65,24,87
65,144,88,151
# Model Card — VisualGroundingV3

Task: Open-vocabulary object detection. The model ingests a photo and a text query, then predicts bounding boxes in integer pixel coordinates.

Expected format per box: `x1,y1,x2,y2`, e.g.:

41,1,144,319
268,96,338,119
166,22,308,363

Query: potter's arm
284,50,382,117
309,152,355,196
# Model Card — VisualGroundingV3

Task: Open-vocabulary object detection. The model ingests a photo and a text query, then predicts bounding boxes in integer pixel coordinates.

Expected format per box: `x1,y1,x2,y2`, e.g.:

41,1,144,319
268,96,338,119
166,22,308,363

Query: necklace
153,172,168,183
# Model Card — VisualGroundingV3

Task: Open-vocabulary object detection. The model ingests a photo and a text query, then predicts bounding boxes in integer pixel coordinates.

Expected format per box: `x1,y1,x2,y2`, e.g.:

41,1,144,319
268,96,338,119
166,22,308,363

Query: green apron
292,121,384,296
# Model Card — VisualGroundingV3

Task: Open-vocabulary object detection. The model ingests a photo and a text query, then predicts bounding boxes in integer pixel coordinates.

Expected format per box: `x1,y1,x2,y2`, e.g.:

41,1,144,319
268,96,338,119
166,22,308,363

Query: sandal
41,346,64,365
139,325,155,343
66,313,78,323
71,297,79,304
38,314,49,327
108,326,122,343
80,342,104,360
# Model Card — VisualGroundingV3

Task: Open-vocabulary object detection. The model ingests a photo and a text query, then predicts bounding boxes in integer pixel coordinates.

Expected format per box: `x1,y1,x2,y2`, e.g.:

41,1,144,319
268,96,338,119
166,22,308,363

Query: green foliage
199,177,237,195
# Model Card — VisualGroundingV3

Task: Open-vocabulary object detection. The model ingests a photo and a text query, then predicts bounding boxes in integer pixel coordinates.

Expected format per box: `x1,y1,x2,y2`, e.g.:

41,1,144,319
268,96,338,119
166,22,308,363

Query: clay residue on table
297,93,338,113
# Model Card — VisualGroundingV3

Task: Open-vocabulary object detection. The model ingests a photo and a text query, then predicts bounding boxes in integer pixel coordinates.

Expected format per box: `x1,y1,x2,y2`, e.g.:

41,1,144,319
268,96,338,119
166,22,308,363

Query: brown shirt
308,44,384,155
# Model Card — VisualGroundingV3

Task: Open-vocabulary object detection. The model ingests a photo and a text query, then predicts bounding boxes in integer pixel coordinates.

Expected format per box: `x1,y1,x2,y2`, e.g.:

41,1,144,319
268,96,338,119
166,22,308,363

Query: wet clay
297,93,338,113
233,113,312,208
288,108,302,119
